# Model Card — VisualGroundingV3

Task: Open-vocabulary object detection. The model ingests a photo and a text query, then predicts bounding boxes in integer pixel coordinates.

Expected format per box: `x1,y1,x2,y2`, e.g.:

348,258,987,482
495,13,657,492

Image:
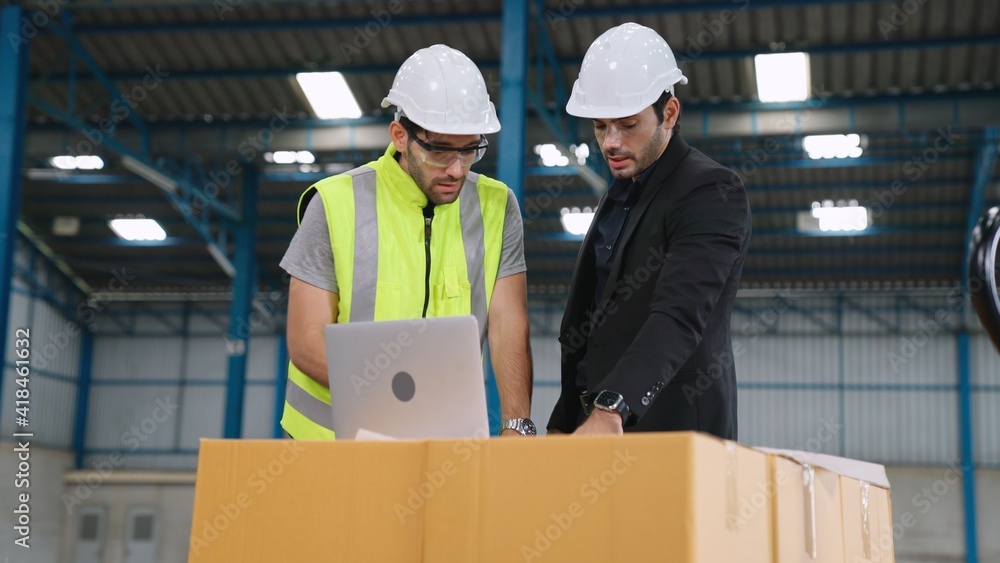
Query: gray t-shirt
280,188,527,293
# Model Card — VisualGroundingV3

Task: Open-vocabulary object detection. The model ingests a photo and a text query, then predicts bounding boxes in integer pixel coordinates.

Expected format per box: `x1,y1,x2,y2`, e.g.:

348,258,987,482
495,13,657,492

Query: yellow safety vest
281,145,509,439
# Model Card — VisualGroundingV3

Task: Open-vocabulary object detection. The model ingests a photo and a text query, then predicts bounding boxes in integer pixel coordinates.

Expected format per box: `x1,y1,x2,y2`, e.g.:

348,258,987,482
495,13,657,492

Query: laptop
324,315,490,440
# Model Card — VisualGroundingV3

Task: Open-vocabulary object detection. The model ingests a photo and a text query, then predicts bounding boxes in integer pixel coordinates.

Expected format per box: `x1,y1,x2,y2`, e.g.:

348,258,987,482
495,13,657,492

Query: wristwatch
500,418,537,436
592,390,631,427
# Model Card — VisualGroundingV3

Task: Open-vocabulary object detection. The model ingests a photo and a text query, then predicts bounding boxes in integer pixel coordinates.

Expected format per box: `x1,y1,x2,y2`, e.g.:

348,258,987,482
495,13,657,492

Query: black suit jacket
547,134,751,439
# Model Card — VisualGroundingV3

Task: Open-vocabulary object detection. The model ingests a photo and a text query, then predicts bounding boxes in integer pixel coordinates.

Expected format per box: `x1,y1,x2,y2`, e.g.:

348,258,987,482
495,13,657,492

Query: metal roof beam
33,36,1000,83
24,92,1000,160
60,0,948,35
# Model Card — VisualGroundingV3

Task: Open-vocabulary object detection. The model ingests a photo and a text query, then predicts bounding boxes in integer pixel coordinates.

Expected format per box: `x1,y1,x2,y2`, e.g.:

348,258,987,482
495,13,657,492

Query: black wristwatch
592,390,631,427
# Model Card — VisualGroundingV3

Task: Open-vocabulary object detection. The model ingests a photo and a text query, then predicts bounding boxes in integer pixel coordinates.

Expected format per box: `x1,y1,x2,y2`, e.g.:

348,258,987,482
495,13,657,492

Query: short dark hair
651,91,680,133
398,116,425,136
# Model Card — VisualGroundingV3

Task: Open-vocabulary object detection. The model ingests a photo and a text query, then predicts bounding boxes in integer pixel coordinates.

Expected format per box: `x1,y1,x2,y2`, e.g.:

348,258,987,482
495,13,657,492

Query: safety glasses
402,121,489,168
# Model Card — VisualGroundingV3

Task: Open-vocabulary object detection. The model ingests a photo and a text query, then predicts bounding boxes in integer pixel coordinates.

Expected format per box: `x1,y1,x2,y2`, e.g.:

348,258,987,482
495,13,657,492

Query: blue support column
273,333,288,438
0,5,31,417
73,332,94,469
956,127,996,563
498,0,528,206
223,166,260,438
956,329,978,563
487,0,528,435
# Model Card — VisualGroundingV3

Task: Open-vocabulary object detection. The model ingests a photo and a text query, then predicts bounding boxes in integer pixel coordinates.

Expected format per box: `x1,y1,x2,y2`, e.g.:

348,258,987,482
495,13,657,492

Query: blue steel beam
223,166,260,438
23,173,142,184
840,297,900,333
527,264,957,280
72,332,94,469
748,226,963,237
498,0,528,207
273,334,288,439
33,36,1000,83
61,1,982,35
521,8,605,193
956,330,979,563
26,14,244,280
0,4,32,418
488,0,529,436
39,236,970,255
526,225,964,242
955,127,997,563
523,201,987,220
12,263,82,324
518,153,973,174
44,17,149,144
27,99,240,221
530,245,960,260
28,172,996,190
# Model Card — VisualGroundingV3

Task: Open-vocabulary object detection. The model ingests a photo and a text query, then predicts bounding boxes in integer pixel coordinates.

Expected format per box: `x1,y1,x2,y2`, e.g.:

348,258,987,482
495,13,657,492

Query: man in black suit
547,23,751,439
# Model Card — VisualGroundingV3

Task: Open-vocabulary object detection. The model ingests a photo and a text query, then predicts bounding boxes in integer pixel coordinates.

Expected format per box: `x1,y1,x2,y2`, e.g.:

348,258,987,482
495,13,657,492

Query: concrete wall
0,441,74,563
56,480,194,563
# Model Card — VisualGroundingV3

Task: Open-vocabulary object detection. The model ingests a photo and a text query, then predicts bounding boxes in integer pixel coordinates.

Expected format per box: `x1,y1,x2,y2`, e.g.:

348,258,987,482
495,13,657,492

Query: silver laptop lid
324,315,490,440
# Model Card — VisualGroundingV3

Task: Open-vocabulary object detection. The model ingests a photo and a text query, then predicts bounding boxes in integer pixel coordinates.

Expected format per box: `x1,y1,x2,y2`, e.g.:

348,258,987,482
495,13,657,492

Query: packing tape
861,481,872,560
803,464,817,560
725,440,739,531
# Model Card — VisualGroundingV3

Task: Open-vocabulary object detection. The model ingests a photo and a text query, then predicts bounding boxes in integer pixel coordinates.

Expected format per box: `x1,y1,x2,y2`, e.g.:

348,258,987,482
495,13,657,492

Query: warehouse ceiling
16,0,1000,298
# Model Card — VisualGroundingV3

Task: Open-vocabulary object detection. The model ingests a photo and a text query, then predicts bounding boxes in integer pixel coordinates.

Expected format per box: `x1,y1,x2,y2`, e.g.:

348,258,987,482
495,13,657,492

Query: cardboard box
771,457,845,563
188,432,773,562
841,477,895,563
764,449,893,563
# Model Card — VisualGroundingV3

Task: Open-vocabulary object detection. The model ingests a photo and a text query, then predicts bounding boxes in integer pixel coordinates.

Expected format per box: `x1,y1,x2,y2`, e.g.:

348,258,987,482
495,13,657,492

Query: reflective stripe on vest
349,168,378,322
281,160,507,440
460,172,488,343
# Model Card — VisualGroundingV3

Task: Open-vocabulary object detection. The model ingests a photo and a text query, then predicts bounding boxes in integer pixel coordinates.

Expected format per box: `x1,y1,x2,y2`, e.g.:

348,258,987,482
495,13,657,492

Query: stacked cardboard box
188,432,892,562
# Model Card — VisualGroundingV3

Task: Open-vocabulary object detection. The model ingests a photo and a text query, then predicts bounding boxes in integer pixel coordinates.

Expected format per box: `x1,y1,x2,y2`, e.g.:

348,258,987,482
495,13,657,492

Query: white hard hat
381,44,501,135
565,23,688,119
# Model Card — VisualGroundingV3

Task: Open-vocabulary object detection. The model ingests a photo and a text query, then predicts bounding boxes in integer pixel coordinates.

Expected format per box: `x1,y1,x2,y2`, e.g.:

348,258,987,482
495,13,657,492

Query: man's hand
572,410,624,436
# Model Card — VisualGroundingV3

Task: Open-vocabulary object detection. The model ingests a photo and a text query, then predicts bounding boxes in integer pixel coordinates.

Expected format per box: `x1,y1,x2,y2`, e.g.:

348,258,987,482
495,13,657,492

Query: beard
605,126,668,180
405,149,465,205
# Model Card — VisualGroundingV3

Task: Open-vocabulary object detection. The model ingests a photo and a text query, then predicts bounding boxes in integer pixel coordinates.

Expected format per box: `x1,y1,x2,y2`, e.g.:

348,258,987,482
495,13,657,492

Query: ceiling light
266,150,316,164
560,207,595,236
76,156,105,170
108,217,167,241
50,155,105,170
569,143,590,165
803,134,863,159
270,151,298,164
754,52,810,103
51,156,76,170
535,144,570,167
296,72,363,119
797,200,870,233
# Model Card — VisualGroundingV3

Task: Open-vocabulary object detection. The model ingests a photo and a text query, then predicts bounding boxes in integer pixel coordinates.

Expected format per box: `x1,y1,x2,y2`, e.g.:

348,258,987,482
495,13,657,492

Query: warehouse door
123,507,159,563
72,505,106,563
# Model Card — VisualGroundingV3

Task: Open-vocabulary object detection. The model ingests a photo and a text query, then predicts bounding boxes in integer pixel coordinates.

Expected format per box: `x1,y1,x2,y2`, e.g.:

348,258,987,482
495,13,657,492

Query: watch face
595,391,622,409
522,419,537,434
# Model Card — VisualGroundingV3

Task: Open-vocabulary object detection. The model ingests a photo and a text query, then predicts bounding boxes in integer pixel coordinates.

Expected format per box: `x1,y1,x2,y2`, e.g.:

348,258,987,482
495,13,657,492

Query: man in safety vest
279,45,535,439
